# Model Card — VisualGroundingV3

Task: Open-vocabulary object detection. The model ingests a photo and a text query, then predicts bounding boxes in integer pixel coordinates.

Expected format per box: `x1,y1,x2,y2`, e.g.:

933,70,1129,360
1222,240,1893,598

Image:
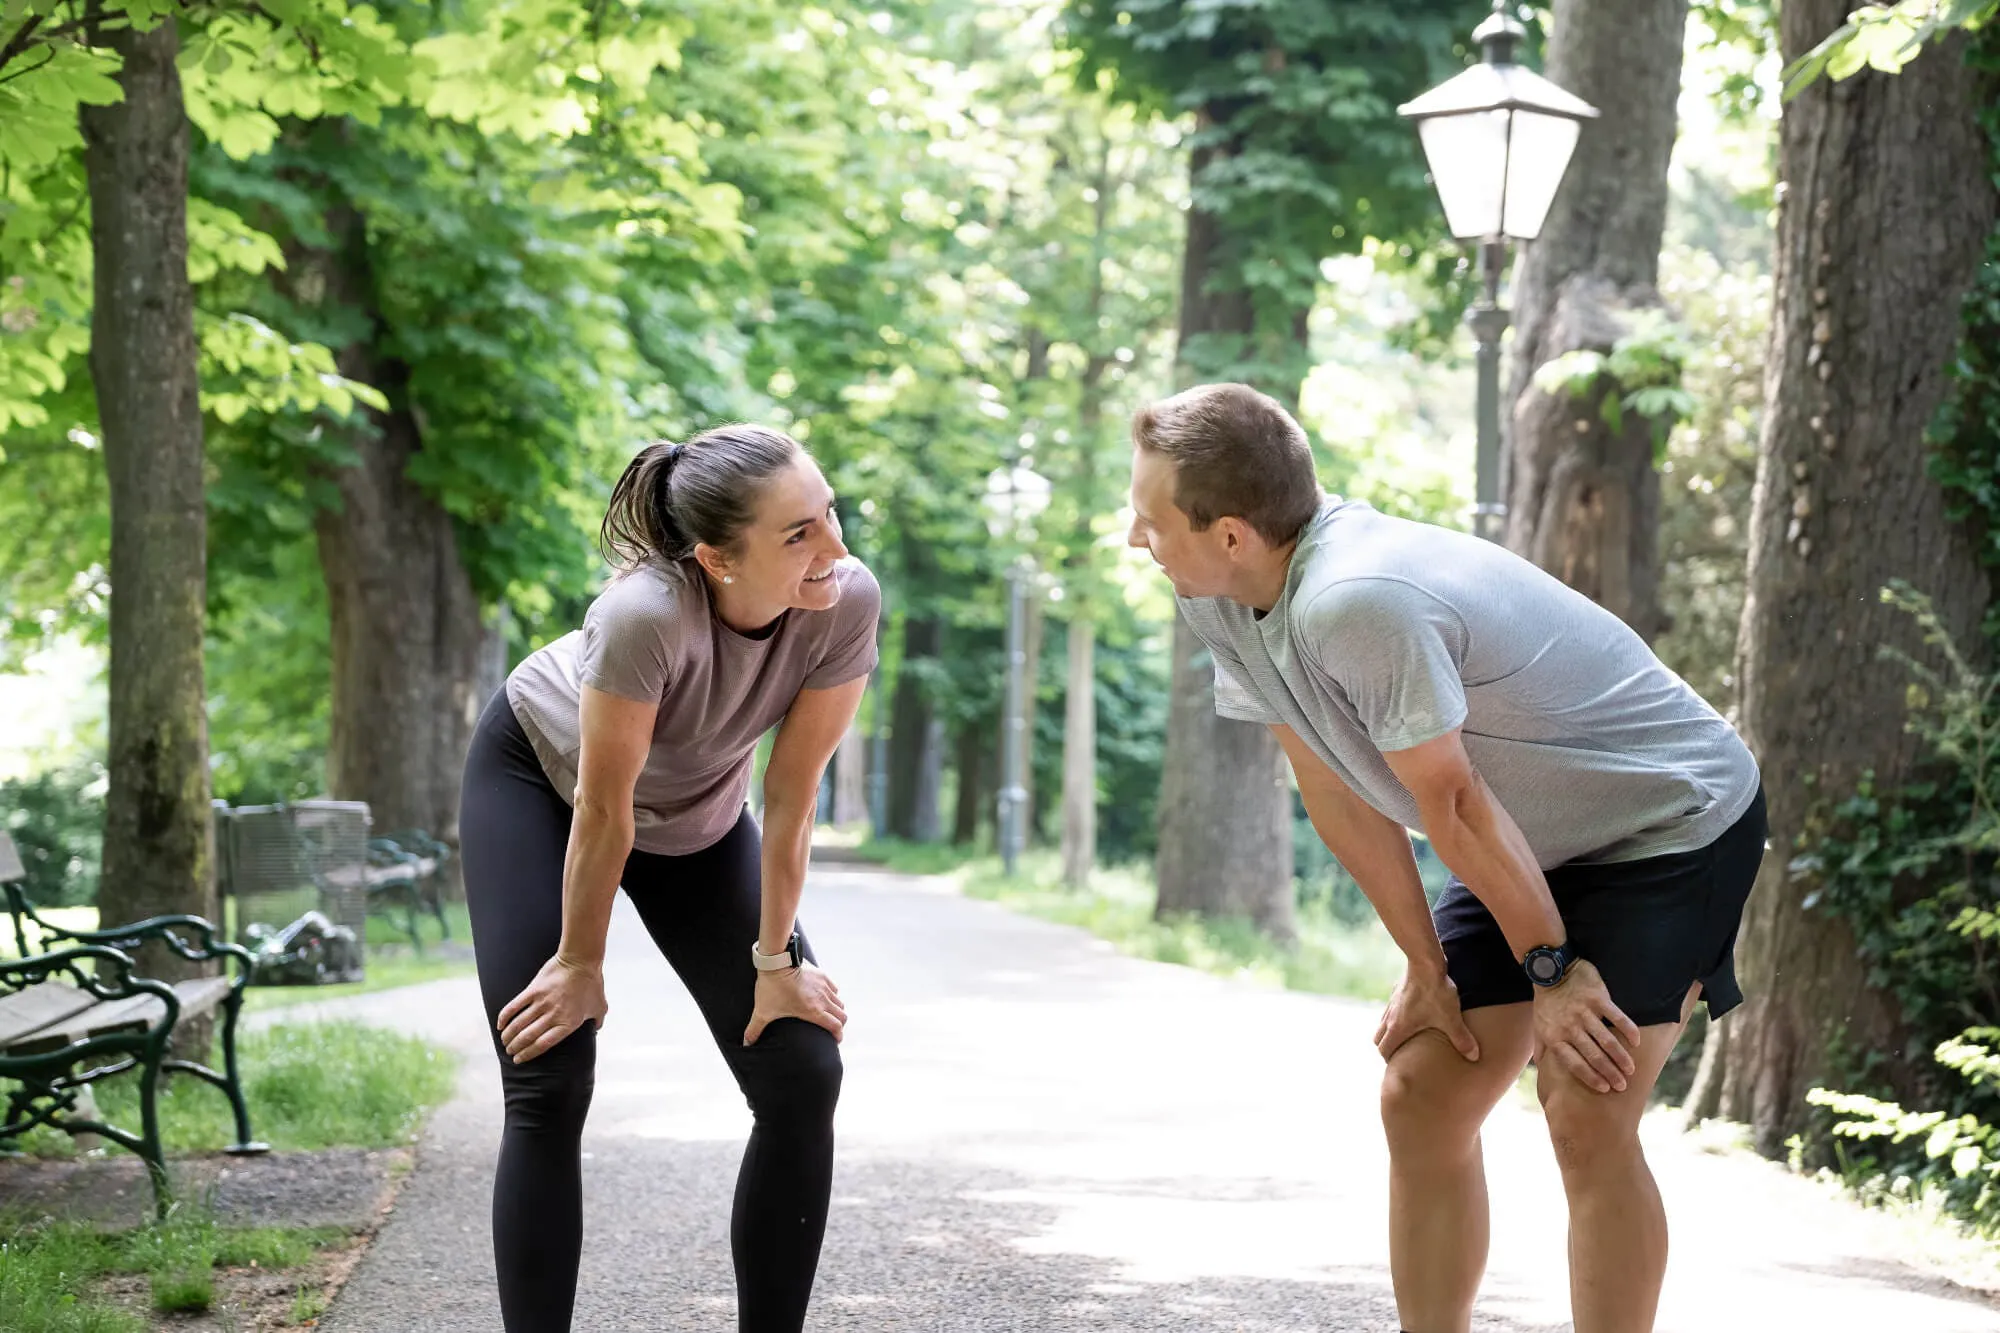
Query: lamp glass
1417,110,1509,240
1500,110,1582,241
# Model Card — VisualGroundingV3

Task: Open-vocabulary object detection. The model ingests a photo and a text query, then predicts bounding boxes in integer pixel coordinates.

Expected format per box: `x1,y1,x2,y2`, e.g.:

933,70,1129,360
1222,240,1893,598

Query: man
1125,382,1764,1333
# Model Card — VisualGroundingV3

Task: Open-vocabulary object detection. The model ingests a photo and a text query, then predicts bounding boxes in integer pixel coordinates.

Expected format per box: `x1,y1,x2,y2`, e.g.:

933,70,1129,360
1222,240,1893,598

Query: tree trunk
1153,128,1297,937
953,723,986,846
82,17,215,998
1157,613,1296,939
1689,11,1998,1154
887,617,944,840
1019,582,1046,842
1060,617,1097,889
278,197,484,844
833,721,869,827
1501,0,1688,643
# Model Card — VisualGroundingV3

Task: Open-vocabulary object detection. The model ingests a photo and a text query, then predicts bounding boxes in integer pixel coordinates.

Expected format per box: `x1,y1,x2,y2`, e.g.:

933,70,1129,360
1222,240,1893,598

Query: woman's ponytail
598,426,802,571
599,441,691,568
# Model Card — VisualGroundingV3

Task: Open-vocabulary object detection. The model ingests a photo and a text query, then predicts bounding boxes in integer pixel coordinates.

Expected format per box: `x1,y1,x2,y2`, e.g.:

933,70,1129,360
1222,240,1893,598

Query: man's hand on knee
1531,959,1639,1093
1376,961,1481,1063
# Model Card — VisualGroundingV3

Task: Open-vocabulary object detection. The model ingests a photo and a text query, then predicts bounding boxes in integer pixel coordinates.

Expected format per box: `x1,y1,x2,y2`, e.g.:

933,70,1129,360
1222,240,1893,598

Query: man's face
1127,447,1231,598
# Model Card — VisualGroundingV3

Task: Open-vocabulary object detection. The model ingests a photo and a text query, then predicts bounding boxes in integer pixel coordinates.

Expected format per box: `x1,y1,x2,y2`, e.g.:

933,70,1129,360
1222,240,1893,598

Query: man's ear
1216,515,1253,558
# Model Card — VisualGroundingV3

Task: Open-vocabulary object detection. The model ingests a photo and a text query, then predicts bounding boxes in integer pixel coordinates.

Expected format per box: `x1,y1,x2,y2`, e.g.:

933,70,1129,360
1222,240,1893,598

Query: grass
857,838,1404,1002
0,1213,348,1331
20,1019,458,1159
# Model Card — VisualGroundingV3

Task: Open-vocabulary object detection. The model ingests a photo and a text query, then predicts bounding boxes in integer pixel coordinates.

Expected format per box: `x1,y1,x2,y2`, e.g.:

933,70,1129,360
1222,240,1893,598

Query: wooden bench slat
0,980,98,1049
1,975,235,1058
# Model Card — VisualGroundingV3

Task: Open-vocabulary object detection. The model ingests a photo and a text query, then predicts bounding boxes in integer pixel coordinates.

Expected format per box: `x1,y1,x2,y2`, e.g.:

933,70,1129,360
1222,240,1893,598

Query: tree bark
1502,0,1688,643
952,723,986,846
1019,582,1046,842
82,17,215,992
1153,129,1297,938
887,617,945,841
1689,10,1999,1154
305,204,485,843
1060,617,1097,889
833,721,869,827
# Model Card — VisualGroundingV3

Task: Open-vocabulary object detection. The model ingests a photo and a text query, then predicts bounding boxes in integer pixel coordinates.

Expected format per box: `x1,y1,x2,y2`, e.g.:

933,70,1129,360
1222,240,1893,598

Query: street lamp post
1398,1,1598,544
984,453,1050,877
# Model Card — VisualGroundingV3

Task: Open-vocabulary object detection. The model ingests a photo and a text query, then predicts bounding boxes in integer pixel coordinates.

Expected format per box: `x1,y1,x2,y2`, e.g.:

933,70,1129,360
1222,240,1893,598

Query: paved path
303,861,2000,1331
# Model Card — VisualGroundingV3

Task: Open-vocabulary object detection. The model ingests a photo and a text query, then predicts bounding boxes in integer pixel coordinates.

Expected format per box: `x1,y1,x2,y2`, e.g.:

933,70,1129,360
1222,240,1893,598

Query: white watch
751,933,802,972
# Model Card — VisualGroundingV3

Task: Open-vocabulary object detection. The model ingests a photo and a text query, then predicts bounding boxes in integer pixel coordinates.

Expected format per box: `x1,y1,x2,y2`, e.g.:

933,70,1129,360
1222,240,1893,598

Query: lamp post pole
998,555,1029,876
1469,238,1511,544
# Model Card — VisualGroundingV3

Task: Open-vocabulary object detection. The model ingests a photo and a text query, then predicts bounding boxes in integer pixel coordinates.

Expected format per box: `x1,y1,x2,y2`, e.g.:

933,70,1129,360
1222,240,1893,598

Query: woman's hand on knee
744,962,846,1046
498,954,609,1063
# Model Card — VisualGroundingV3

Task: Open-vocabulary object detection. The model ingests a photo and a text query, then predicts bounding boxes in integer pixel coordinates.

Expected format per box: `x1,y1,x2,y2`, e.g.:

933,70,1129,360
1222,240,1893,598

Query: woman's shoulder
828,558,881,627
585,560,699,642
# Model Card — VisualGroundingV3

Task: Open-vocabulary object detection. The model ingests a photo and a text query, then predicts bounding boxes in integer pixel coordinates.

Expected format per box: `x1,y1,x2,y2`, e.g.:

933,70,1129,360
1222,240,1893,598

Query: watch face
1527,951,1560,984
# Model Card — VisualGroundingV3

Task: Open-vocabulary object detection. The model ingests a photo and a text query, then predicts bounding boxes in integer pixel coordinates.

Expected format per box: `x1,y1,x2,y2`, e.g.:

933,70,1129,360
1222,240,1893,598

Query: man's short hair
1132,383,1320,546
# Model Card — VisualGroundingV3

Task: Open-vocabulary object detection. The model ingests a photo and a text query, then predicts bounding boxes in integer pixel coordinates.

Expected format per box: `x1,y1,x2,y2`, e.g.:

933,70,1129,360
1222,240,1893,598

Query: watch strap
751,933,802,972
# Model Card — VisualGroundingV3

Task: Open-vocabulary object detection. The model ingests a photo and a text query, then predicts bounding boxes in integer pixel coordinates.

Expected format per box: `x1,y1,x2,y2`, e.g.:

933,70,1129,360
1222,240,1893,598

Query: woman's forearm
1421,773,1564,960
556,803,633,967
757,796,813,956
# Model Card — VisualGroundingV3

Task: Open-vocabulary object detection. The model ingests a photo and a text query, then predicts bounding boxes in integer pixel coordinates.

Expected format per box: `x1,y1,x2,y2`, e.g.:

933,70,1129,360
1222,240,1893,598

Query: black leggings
458,690,840,1332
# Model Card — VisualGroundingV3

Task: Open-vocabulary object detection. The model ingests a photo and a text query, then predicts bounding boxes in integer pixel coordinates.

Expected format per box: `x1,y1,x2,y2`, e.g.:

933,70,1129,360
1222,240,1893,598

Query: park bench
0,829,268,1215
359,828,453,950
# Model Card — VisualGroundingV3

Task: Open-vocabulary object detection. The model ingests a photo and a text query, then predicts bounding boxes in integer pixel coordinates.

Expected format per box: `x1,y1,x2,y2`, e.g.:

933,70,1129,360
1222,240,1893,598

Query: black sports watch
1522,941,1579,988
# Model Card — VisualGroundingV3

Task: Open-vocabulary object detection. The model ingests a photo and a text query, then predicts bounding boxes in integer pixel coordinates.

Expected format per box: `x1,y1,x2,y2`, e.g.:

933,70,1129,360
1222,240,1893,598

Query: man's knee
1537,1076,1642,1177
497,1025,595,1137
737,1020,843,1126
1380,1048,1488,1157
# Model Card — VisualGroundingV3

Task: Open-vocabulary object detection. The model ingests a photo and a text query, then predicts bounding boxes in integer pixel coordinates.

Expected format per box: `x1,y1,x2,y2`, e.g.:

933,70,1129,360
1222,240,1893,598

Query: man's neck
1230,541,1298,615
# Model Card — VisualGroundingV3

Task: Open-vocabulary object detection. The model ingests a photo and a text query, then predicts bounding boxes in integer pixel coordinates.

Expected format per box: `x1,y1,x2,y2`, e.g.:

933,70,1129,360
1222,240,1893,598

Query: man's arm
1272,724,1439,970
1381,729,1639,1091
1377,728,1561,960
1272,724,1478,1061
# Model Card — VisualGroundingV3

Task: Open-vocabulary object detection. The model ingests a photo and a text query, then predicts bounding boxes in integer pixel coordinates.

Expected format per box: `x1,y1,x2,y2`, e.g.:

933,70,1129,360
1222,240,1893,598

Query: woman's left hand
744,962,847,1045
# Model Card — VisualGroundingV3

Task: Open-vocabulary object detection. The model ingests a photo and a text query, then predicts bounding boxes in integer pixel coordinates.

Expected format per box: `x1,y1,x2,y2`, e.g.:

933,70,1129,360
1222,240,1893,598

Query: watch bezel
1523,942,1574,987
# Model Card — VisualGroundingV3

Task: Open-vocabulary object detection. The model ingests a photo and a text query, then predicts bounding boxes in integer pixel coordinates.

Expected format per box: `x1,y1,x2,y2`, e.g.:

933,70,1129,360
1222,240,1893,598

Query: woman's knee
736,1020,843,1125
498,1027,596,1137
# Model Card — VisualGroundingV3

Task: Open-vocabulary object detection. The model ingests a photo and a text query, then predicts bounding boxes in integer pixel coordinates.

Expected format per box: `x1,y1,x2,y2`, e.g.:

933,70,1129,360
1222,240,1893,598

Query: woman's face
712,452,848,613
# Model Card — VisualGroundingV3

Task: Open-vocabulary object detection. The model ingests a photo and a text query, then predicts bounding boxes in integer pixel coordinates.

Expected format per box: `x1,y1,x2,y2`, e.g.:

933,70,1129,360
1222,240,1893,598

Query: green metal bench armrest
3,884,258,986
0,942,180,1025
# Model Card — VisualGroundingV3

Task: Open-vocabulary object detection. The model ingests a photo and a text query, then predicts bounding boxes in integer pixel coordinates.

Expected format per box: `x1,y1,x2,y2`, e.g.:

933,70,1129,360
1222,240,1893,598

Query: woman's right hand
498,953,609,1063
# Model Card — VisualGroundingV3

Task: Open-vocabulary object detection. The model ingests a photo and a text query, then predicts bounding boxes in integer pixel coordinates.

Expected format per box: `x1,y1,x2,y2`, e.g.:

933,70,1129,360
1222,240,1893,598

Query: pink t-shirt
505,556,881,855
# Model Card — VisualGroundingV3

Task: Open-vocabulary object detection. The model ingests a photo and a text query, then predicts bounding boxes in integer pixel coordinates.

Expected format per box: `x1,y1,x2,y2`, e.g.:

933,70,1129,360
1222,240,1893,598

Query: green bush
0,763,105,907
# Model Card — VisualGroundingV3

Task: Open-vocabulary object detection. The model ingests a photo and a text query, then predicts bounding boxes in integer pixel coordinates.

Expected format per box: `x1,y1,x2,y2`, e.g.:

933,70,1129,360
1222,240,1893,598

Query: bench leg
137,1056,172,1221
216,987,269,1156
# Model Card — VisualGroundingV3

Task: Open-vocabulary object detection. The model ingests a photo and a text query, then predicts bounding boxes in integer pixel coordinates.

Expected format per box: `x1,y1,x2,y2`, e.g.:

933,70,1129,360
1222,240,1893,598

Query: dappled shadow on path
1775,1255,2000,1314
558,1147,1565,1333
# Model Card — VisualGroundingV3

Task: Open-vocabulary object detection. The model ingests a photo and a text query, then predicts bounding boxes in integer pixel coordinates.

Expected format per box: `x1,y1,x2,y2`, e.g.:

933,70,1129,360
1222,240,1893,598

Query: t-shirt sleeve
1302,579,1468,751
1178,598,1280,724
579,575,674,703
803,562,882,690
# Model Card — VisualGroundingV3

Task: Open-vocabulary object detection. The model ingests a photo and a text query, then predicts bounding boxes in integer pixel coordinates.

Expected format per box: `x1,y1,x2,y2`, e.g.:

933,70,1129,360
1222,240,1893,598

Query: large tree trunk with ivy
1685,13,1999,1154
82,18,216,994
1501,0,1687,643
1153,131,1297,940
306,206,486,844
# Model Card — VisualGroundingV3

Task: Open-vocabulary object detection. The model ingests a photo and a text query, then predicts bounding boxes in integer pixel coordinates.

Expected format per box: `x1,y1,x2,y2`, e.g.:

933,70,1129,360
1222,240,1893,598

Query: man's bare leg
1380,1003,1535,1333
1539,984,1700,1333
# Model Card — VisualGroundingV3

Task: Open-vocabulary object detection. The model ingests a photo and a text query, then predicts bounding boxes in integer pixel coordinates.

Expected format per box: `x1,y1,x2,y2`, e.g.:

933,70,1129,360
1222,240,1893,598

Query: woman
458,424,878,1332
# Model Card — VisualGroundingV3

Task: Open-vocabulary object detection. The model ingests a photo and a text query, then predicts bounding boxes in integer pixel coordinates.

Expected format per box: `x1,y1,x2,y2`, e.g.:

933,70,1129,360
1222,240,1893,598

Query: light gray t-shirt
506,557,881,855
1177,499,1760,868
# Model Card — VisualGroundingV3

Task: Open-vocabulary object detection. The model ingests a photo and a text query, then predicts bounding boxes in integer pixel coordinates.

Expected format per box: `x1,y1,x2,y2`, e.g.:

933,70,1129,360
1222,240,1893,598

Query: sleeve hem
1369,704,1469,753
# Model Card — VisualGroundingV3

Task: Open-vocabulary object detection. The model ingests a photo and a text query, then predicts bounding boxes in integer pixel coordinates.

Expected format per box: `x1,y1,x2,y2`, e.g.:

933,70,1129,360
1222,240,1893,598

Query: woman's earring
723,575,734,585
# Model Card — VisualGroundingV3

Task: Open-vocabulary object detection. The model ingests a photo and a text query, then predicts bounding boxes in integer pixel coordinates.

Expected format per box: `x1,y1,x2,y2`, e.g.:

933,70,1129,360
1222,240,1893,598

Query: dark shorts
1433,786,1768,1028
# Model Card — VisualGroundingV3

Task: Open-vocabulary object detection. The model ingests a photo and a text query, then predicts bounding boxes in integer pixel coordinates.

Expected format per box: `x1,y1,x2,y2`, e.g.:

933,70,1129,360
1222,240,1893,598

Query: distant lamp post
983,452,1050,876
1398,1,1597,542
